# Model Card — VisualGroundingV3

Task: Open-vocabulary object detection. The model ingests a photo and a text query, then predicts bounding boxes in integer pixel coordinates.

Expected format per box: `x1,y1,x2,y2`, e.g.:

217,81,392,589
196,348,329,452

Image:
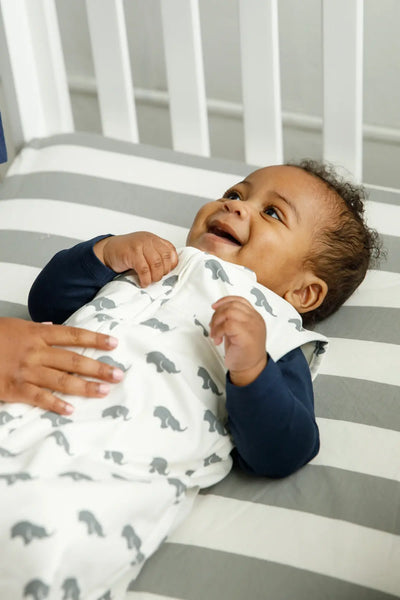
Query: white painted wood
0,0,73,147
85,0,138,142
322,0,363,181
239,0,283,166
160,0,210,156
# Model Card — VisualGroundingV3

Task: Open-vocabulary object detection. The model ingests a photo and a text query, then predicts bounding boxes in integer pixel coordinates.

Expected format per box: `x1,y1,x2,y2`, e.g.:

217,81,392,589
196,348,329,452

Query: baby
1,160,379,599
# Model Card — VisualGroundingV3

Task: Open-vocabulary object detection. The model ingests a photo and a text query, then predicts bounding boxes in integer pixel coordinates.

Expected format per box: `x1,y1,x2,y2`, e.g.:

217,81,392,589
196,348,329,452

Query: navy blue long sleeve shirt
28,236,320,478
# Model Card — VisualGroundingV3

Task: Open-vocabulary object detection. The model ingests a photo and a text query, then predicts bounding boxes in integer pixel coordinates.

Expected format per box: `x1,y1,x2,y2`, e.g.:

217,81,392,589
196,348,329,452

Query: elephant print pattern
0,247,327,599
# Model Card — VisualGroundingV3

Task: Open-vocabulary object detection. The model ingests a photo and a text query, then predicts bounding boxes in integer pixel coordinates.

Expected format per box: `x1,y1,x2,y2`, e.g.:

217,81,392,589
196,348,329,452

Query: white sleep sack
0,247,327,599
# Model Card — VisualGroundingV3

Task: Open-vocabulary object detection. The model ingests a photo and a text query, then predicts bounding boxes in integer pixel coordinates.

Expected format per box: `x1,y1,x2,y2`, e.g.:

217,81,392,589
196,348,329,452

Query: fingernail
112,368,124,381
107,336,119,348
64,403,74,414
98,383,111,395
42,321,53,325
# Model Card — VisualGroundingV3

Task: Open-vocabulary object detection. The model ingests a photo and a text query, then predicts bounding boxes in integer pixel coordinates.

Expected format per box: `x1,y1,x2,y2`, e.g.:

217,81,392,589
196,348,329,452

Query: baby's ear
284,274,328,315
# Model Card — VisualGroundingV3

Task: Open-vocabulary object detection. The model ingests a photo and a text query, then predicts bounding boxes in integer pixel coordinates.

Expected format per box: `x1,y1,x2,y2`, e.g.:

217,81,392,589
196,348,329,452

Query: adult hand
0,318,123,415
94,232,178,287
210,296,267,386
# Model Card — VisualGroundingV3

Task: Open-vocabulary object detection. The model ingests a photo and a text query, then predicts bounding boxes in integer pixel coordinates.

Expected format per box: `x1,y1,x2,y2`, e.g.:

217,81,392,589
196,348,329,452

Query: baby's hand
94,232,178,287
210,296,267,386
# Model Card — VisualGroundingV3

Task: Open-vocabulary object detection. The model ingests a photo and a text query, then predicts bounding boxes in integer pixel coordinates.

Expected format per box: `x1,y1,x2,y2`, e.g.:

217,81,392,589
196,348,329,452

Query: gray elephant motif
104,450,125,465
204,453,223,466
203,410,228,436
94,314,113,323
115,274,139,287
0,472,33,485
122,524,145,564
0,410,21,425
61,577,80,600
59,471,93,482
97,591,112,600
167,477,187,500
205,259,232,284
194,317,209,337
78,510,105,537
197,367,223,396
24,579,50,599
288,317,303,332
250,287,277,316
149,457,169,475
46,431,73,455
11,521,52,545
0,446,17,457
146,351,180,373
140,317,172,332
89,296,116,311
314,340,327,355
162,275,179,292
40,411,73,427
97,355,129,372
102,405,131,420
153,406,187,432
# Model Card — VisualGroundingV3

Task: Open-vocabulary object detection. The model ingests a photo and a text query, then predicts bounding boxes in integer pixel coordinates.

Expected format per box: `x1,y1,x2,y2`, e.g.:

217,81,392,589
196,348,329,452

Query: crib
0,1,399,599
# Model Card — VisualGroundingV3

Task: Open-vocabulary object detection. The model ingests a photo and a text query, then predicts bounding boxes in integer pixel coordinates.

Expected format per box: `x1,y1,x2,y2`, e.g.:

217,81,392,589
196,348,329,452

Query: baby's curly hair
290,159,383,326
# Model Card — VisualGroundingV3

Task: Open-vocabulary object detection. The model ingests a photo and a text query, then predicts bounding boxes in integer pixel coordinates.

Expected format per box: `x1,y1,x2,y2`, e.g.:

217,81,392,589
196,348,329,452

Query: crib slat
322,0,363,181
239,0,283,166
0,0,73,146
85,0,138,143
160,0,210,156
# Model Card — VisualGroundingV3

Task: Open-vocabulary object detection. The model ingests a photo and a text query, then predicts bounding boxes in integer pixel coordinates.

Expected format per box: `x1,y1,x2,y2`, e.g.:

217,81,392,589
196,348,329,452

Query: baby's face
186,165,331,297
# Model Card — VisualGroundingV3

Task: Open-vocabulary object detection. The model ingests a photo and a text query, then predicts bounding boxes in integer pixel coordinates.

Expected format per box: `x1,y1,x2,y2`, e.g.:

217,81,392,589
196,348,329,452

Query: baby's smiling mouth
207,224,242,246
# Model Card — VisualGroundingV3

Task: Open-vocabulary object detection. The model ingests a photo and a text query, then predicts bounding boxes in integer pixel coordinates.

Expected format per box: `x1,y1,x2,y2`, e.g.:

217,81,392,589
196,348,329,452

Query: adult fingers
26,364,115,402
17,381,75,415
40,324,119,351
41,346,125,383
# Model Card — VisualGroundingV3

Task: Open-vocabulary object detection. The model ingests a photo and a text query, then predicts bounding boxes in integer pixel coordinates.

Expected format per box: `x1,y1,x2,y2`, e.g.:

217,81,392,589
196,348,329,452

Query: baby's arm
210,296,319,478
29,232,178,323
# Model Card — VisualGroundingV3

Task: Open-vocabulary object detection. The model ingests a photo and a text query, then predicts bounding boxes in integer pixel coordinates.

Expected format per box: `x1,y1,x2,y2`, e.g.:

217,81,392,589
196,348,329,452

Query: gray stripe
130,542,399,600
27,132,253,175
0,173,206,229
0,230,79,267
314,305,400,344
201,465,400,535
366,184,400,206
0,301,29,319
380,234,400,272
314,374,400,431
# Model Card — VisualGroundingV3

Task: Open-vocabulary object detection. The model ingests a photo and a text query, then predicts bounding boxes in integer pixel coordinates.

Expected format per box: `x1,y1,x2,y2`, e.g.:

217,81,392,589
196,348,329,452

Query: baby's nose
223,199,248,217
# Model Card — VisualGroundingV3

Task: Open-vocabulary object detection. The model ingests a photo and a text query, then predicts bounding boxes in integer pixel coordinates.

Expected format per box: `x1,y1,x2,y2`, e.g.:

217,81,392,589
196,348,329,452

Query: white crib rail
0,0,365,180
85,0,138,143
323,0,363,181
0,0,73,147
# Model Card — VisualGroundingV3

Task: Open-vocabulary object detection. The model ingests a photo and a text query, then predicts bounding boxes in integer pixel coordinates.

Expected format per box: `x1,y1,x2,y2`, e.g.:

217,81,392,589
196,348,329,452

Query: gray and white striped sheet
0,133,399,600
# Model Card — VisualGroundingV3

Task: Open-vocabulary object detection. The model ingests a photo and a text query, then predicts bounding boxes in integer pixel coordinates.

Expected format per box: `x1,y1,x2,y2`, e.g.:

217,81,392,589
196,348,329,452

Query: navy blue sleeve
226,348,319,478
0,113,7,164
28,235,116,323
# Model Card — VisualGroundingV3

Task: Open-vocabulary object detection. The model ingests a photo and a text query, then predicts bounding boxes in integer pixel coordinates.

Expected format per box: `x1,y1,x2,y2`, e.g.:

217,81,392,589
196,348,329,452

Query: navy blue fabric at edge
0,113,7,164
28,236,320,478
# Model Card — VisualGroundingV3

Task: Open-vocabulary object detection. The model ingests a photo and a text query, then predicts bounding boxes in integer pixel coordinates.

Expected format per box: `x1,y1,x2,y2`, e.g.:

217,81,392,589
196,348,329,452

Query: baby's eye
264,206,280,220
224,190,241,200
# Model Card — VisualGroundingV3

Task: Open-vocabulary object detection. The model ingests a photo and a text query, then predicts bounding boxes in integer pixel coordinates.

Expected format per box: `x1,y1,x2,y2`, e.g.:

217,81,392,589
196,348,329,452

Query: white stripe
0,263,39,305
345,270,400,308
320,337,400,386
314,418,400,481
0,199,188,247
169,494,400,596
7,145,240,199
365,199,400,236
